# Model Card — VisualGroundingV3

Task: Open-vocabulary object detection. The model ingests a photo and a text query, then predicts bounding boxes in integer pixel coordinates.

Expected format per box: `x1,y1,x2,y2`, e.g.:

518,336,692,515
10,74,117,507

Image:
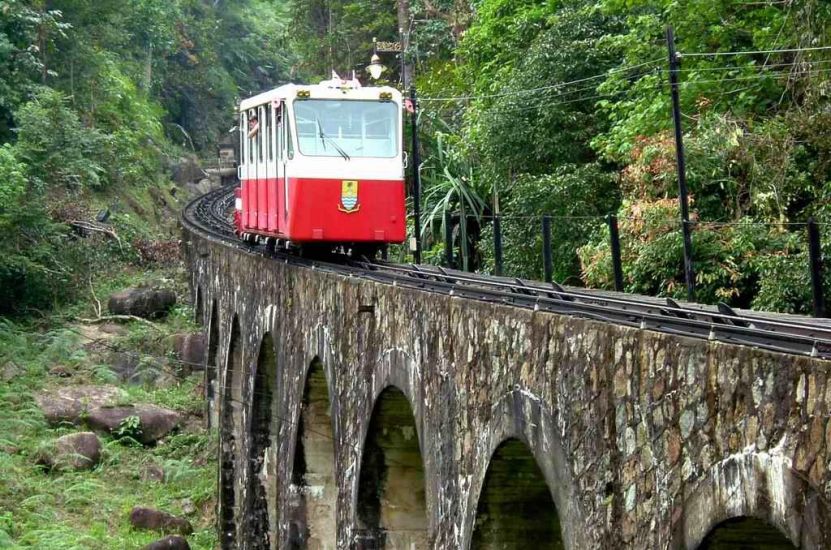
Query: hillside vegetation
0,2,290,547
0,268,217,549
1,1,831,546
2,0,830,315
0,0,291,315
373,0,831,312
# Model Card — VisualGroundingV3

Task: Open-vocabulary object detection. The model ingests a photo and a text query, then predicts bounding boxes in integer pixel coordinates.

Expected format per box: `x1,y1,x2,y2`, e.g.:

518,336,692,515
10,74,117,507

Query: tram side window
257,107,266,162
274,105,283,159
286,113,294,160
239,113,245,166
266,107,273,161
248,111,254,164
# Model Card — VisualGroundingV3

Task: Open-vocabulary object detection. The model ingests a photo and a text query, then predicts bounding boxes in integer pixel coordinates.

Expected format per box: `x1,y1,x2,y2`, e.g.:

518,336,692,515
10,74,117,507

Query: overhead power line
418,58,663,103
419,61,831,119
419,55,831,108
673,58,831,72
676,66,831,86
682,45,831,57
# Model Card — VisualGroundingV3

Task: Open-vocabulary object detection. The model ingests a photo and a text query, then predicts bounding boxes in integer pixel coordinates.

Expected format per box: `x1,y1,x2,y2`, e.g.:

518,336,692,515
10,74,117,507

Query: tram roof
240,82,401,112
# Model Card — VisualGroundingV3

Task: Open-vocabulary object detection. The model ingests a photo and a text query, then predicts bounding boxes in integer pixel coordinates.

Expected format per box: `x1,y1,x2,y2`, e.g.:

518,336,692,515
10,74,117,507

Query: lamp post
367,38,387,81
368,37,421,263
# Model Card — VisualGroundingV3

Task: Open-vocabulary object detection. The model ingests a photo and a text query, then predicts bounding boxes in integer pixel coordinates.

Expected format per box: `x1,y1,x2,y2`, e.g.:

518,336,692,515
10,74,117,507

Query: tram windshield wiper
316,118,350,161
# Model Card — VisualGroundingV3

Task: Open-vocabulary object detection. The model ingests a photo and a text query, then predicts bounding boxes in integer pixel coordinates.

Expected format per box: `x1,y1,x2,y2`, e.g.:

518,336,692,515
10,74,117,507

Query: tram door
256,105,267,230
238,111,247,227
281,101,290,227
266,102,278,234
243,110,257,229
273,101,284,235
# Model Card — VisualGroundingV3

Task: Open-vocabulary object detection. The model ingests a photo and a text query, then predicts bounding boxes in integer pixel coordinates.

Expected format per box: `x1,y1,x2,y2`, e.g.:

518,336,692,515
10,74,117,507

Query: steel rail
351,261,831,341
182,188,831,360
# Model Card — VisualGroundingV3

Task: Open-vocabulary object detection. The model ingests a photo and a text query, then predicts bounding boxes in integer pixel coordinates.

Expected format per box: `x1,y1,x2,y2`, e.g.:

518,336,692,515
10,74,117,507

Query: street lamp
367,38,387,80
366,36,421,263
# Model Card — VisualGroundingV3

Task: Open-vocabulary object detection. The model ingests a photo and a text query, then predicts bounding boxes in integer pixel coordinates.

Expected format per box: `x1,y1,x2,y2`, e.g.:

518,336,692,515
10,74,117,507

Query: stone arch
697,516,796,548
462,389,581,549
471,438,564,548
673,450,831,549
287,357,337,548
195,286,204,325
220,314,243,549
355,385,428,548
206,300,219,428
246,332,278,550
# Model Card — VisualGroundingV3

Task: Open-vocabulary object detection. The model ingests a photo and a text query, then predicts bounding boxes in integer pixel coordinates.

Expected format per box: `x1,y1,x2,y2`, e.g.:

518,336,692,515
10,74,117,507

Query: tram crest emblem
339,180,360,213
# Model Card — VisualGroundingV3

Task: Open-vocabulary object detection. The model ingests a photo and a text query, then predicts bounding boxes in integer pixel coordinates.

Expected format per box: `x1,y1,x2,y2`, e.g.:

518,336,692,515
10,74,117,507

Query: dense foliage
3,0,831,315
399,0,831,313
0,0,292,314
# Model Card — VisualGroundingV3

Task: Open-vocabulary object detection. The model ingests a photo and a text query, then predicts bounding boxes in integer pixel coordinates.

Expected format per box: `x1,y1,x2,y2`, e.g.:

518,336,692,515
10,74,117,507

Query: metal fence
425,213,829,318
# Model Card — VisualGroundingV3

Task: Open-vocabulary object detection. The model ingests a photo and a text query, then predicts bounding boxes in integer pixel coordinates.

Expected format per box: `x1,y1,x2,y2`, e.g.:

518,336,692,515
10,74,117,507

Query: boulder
130,507,194,536
38,432,101,471
35,386,179,444
87,403,181,445
108,288,176,319
171,333,206,373
109,352,172,386
184,178,217,198
142,535,191,550
180,498,196,516
1,361,20,382
48,365,73,378
35,385,124,426
99,322,127,336
140,463,166,483
171,156,207,186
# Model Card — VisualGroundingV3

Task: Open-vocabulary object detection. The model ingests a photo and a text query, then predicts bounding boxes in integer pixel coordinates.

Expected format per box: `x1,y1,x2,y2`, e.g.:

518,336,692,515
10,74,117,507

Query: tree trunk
397,0,412,87
38,3,48,83
144,42,153,90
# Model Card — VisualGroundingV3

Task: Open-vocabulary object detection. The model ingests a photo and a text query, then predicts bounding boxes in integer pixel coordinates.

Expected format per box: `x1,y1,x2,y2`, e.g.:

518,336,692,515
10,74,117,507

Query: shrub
480,163,619,282
0,144,69,313
578,198,821,311
14,88,106,190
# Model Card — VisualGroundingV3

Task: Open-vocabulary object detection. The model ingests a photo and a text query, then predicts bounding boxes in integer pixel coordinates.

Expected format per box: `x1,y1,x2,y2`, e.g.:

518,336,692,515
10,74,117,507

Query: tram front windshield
294,99,399,159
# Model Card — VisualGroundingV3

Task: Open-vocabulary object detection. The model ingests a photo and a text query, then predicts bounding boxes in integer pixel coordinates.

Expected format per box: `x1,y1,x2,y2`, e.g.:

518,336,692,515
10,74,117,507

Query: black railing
428,212,829,318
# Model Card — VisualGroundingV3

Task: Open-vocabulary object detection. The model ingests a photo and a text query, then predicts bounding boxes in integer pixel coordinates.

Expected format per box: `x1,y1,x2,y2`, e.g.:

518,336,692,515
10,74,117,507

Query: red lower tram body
234,177,406,246
235,80,406,251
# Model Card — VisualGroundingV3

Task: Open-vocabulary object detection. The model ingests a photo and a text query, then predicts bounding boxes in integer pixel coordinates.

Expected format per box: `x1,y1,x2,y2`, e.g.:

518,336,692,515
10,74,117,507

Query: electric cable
682,45,831,58
417,55,831,113
418,58,663,103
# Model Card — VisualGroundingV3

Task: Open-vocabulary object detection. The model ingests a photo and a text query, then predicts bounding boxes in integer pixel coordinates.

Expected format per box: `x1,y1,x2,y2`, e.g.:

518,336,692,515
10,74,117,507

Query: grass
0,268,218,549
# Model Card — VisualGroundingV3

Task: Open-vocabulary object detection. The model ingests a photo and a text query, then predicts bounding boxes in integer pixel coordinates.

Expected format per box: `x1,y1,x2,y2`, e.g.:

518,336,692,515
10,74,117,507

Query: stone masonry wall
183,229,831,549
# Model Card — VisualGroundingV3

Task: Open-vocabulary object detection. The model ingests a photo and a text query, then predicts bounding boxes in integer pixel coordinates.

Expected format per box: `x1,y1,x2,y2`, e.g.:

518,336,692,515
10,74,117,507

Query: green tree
290,0,397,80
481,164,618,282
14,87,105,189
0,143,67,313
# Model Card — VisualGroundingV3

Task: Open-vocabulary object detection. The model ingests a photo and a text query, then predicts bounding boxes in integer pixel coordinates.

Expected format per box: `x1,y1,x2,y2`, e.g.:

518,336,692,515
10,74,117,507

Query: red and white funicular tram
234,75,406,256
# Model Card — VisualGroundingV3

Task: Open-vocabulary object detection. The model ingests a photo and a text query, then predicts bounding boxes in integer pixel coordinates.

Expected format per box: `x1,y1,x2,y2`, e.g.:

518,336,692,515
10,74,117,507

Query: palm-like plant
419,125,490,270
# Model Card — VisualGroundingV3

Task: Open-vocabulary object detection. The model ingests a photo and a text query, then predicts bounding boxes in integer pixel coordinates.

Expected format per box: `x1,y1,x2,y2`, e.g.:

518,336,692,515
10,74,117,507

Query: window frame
239,112,246,166
292,99,399,159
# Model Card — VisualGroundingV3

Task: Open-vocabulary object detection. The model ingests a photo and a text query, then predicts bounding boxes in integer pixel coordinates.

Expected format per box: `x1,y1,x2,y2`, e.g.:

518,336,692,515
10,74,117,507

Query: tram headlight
297,89,311,99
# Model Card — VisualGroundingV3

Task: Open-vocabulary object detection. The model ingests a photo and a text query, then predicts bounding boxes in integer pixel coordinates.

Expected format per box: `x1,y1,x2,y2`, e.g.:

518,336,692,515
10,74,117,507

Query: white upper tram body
237,75,405,187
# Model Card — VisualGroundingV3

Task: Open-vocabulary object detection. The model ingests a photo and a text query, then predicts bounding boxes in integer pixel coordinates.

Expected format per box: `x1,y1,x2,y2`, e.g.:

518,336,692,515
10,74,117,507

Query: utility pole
808,219,827,318
410,86,422,264
397,0,413,87
667,26,695,302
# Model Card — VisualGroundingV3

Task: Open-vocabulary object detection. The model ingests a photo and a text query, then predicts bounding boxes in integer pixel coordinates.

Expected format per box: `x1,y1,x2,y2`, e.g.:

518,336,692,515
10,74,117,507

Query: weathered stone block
183,227,831,549
108,287,176,318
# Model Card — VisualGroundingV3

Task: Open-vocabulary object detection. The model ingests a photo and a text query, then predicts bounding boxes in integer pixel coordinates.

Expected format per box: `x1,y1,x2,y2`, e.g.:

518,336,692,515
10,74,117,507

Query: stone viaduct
184,227,831,549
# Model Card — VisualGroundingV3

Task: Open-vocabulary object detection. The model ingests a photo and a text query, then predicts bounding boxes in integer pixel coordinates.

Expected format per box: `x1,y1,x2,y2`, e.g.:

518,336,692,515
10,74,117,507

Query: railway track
183,186,831,360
